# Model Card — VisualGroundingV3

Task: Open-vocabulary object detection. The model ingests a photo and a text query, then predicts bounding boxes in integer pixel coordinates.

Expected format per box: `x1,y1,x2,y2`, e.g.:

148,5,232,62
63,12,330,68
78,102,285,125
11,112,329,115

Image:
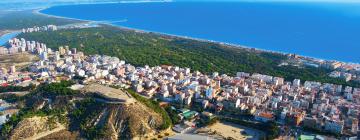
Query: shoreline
34,6,289,56
0,31,10,37
33,8,91,23
0,31,21,46
33,5,359,65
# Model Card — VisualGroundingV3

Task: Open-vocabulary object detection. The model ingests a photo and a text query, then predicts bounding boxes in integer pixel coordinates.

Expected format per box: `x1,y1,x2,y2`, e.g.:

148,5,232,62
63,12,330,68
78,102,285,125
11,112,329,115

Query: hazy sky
0,0,359,2
177,0,360,2
0,0,359,10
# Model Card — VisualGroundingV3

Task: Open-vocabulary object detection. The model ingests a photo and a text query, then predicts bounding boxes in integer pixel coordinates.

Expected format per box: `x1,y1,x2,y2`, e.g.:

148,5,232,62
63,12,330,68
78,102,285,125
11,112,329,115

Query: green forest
18,25,360,88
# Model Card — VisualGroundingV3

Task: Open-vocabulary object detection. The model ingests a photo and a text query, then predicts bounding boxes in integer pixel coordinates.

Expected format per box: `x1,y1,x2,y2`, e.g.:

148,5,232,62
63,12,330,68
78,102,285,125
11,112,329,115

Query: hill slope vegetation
0,81,169,140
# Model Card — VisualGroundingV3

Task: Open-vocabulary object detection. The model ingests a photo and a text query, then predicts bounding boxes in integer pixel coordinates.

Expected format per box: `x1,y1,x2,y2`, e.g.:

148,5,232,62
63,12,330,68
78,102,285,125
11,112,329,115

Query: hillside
9,116,65,140
18,25,360,87
0,81,170,140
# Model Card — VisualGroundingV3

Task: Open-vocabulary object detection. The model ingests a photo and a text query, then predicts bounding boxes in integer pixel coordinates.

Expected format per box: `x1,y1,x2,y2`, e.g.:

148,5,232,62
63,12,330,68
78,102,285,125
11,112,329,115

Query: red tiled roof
259,112,274,119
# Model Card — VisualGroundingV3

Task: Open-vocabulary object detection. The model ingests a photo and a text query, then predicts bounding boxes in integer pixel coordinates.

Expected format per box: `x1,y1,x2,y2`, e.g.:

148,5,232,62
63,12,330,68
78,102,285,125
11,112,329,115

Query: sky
241,0,360,2
0,0,150,10
177,0,360,2
0,0,359,10
0,0,359,2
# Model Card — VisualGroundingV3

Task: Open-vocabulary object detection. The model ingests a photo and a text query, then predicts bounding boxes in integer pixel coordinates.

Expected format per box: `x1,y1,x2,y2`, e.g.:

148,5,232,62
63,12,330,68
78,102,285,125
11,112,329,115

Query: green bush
127,89,172,130
0,108,66,137
0,84,36,93
165,106,181,124
38,80,78,98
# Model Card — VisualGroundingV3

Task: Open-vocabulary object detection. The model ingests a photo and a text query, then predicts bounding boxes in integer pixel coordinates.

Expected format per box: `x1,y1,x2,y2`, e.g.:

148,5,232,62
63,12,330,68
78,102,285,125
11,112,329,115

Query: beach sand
205,121,265,140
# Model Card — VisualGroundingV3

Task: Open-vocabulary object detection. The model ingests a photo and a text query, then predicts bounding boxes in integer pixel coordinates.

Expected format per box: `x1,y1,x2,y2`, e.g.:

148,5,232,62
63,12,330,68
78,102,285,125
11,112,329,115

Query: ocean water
0,31,19,46
41,2,360,63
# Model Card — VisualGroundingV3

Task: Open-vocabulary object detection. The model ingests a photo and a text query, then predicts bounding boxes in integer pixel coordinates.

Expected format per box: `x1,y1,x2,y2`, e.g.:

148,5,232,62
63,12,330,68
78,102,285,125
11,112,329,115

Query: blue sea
0,32,19,46
41,2,360,63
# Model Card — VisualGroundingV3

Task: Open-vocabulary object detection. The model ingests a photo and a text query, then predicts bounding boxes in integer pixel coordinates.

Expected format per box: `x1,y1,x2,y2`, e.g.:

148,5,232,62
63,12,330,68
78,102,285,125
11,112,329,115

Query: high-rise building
71,48,77,54
10,65,16,73
59,46,65,55
0,68,7,74
65,46,70,53
0,47,8,55
293,79,301,87
55,51,60,61
40,52,48,61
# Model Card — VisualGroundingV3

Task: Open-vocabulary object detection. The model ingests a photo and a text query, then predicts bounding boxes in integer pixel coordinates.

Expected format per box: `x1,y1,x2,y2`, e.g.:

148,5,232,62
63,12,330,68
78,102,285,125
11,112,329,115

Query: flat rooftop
167,134,214,140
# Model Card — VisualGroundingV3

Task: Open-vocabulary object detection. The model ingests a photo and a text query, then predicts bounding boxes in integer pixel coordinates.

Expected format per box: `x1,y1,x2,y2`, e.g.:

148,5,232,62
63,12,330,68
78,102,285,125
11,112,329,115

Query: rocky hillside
84,103,163,139
9,116,65,140
0,81,169,140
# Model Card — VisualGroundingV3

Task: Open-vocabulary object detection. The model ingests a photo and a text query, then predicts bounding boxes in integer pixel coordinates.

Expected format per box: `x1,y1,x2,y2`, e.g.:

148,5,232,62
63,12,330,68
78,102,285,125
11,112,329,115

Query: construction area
82,83,135,104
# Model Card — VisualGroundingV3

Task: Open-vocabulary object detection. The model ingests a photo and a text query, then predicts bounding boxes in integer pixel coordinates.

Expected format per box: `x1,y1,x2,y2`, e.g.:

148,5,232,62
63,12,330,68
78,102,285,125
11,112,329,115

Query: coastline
0,30,11,37
33,8,91,23
34,5,358,65
0,31,21,46
34,6,284,54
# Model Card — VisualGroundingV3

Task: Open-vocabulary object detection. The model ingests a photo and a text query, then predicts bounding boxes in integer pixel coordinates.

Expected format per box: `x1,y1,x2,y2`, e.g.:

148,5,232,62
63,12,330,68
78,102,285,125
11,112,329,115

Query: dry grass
0,52,38,70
